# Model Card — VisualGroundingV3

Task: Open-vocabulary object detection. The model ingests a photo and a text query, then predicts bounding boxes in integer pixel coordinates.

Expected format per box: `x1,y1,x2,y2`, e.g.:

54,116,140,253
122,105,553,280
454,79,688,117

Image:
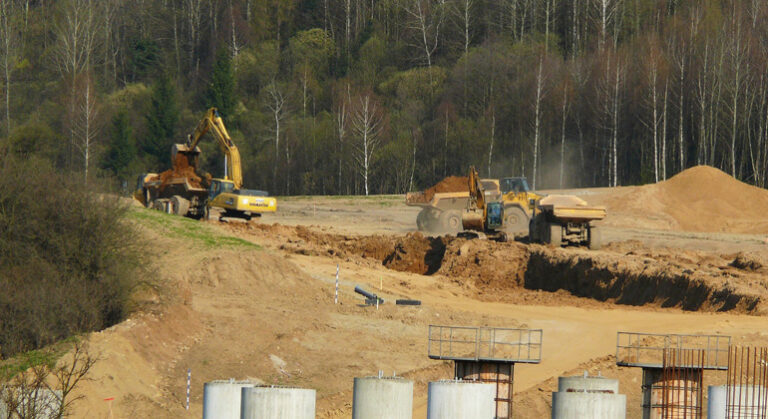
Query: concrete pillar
203,380,255,419
454,361,513,418
427,380,496,419
707,386,726,419
551,375,626,419
641,367,702,419
352,376,413,419
240,387,315,419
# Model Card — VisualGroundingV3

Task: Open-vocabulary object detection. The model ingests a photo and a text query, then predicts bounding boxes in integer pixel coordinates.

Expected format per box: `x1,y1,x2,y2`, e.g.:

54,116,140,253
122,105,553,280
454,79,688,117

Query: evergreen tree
103,110,135,179
205,48,236,118
143,74,179,166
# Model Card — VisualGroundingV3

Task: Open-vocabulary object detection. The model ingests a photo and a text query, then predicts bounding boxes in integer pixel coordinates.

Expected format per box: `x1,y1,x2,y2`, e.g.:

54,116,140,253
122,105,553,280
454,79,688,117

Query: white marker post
335,264,339,304
186,368,191,410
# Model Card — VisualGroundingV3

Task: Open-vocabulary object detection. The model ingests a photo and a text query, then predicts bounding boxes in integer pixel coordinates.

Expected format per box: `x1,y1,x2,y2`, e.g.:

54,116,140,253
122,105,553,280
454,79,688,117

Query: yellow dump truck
406,179,500,233
528,195,606,249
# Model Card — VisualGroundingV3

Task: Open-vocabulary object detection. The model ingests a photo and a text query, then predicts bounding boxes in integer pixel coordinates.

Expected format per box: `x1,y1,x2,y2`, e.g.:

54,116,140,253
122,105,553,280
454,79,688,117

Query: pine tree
205,48,236,118
103,110,135,179
143,74,179,166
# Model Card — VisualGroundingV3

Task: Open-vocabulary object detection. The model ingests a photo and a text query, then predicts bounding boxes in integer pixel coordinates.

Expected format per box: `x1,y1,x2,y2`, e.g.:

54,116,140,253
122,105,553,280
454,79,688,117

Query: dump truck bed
537,194,606,223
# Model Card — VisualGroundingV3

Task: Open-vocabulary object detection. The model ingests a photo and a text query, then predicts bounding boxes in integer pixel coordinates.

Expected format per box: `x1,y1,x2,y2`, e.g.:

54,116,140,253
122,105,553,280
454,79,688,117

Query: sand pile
598,165,768,233
409,176,469,203
158,152,204,188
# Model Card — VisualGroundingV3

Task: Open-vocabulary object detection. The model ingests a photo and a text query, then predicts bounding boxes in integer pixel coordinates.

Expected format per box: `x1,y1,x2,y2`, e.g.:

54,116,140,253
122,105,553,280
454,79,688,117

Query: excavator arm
467,165,486,211
186,108,243,189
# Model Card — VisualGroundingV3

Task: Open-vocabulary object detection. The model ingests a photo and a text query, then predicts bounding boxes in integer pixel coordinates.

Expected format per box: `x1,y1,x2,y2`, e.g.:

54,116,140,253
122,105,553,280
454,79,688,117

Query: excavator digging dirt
134,108,276,221
458,166,508,242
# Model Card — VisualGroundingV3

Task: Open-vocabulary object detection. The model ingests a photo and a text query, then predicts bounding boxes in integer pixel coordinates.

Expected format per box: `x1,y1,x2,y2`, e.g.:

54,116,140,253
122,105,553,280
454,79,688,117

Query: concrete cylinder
707,386,726,419
352,376,413,419
426,380,496,419
240,387,315,419
551,392,626,419
203,380,255,419
707,385,768,419
558,376,620,394
552,375,625,419
642,368,701,419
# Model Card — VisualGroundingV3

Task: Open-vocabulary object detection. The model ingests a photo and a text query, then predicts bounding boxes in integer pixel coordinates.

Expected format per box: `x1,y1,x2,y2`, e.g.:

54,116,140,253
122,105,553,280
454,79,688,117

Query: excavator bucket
171,143,201,171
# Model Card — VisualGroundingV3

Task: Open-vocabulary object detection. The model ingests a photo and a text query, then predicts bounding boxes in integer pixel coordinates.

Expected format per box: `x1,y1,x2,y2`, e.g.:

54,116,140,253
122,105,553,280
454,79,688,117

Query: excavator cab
209,179,235,200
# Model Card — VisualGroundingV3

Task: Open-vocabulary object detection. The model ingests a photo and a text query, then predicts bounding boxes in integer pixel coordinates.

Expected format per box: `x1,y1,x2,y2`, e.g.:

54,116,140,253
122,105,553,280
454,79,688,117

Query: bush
0,157,144,358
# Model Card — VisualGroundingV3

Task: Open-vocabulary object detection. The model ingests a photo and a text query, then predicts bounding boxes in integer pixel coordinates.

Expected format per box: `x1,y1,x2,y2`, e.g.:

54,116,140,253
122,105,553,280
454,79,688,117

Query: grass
0,339,75,380
127,207,260,249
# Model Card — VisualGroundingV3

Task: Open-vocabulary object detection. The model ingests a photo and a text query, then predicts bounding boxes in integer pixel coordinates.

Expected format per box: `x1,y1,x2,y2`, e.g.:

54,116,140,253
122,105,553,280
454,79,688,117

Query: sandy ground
63,169,768,419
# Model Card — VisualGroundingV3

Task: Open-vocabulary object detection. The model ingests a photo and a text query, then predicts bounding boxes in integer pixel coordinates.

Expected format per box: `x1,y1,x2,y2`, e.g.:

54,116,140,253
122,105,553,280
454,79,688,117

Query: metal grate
616,332,730,370
427,325,542,363
726,346,768,418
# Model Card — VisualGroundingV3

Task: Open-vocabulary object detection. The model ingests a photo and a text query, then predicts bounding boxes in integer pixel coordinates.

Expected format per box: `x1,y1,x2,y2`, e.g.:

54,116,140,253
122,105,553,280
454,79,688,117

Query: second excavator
134,108,277,220
459,166,508,241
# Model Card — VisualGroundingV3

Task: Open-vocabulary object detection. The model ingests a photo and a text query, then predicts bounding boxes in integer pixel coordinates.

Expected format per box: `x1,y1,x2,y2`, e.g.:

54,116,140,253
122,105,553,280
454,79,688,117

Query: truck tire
143,188,152,208
588,226,602,250
416,209,428,231
548,223,563,247
171,195,191,216
440,210,462,233
152,199,167,211
503,206,529,234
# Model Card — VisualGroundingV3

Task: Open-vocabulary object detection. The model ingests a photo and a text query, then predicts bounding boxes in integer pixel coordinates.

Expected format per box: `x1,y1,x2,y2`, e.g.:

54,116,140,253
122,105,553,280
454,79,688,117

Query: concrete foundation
551,375,625,419
240,387,315,419
707,385,768,419
352,376,413,419
427,380,495,419
202,380,255,419
454,360,513,418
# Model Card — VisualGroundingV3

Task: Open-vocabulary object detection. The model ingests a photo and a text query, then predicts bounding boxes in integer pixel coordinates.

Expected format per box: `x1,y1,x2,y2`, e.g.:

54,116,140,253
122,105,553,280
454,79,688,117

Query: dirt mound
731,252,765,271
415,176,469,202
157,152,205,189
597,165,768,233
437,240,530,293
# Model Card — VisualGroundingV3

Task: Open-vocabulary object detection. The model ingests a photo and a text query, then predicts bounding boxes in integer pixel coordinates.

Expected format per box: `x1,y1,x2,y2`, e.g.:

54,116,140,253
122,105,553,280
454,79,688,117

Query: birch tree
351,93,384,196
0,0,20,136
266,82,287,192
405,0,445,70
73,74,99,183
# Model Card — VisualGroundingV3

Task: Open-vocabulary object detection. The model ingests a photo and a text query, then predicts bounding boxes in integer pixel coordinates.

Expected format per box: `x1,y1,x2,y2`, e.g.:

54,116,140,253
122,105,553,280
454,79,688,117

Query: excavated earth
226,223,768,315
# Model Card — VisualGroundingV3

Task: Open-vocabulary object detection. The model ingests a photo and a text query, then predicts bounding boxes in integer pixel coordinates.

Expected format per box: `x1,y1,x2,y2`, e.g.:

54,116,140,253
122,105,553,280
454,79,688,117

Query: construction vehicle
528,195,606,249
459,166,508,242
498,177,543,233
406,180,500,233
134,108,277,220
406,176,541,235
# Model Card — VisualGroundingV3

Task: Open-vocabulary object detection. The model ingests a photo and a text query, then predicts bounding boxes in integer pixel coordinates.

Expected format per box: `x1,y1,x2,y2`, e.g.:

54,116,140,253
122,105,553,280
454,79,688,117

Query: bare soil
62,165,768,419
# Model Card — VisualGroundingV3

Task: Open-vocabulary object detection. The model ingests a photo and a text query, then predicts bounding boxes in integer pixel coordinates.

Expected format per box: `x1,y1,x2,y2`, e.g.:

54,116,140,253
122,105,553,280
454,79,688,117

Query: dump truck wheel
588,226,602,250
503,206,529,233
171,195,190,216
416,209,428,231
440,210,462,233
548,223,563,247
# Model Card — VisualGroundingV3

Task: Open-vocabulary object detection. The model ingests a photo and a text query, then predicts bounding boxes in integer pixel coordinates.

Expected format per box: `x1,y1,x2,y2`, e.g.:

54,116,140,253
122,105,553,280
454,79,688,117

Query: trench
379,235,762,314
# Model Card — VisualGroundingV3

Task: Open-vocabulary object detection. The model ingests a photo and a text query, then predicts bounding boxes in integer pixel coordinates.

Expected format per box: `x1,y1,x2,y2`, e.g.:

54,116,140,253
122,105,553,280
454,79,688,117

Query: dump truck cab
500,177,531,194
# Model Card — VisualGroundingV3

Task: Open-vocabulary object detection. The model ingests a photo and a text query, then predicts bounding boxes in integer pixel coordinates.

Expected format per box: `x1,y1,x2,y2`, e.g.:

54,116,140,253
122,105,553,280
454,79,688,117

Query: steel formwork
428,325,543,364
616,332,730,370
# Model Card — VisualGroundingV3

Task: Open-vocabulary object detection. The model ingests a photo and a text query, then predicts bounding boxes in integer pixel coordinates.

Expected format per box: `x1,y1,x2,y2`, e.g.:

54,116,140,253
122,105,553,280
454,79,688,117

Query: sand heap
600,165,768,233
157,152,204,189
409,176,469,203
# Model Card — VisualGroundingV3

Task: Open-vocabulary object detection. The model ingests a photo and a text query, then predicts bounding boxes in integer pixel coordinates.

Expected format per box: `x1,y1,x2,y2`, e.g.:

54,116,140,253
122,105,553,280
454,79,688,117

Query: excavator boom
186,108,243,189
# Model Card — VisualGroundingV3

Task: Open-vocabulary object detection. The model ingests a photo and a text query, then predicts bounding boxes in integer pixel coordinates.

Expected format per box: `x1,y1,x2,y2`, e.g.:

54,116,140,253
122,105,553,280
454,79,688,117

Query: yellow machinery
135,108,276,220
498,177,543,234
460,166,508,241
529,194,606,249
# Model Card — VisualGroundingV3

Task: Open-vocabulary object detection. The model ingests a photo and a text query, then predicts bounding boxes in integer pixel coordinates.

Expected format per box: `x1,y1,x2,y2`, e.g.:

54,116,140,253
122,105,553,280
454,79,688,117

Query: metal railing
616,332,730,370
428,325,542,363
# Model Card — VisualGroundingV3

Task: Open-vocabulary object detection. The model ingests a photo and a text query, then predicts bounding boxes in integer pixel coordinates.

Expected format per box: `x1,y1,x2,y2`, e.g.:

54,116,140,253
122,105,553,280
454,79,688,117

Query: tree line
0,0,766,195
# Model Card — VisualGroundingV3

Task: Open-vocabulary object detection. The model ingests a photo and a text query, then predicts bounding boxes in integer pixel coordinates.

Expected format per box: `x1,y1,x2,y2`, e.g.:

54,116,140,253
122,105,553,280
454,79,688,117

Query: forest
1,0,767,195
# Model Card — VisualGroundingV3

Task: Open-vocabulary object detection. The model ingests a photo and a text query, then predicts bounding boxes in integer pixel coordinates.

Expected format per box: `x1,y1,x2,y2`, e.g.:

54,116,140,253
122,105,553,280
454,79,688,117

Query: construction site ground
69,166,768,418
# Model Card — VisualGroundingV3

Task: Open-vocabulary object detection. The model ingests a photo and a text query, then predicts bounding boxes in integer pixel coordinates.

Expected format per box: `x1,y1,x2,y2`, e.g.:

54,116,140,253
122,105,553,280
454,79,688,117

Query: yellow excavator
134,108,277,220
459,166,508,242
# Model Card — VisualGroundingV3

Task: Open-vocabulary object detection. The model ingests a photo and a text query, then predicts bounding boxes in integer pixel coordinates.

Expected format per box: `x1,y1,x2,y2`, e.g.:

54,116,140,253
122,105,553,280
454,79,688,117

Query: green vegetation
0,157,145,358
128,208,260,249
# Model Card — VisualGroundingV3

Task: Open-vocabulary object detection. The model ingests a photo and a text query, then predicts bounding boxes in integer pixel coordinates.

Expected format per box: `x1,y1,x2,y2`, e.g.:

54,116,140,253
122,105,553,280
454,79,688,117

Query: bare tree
53,0,99,168
351,94,384,196
592,0,621,51
404,0,445,70
266,82,287,193
531,53,549,190
0,0,20,137
73,75,100,183
336,101,347,194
